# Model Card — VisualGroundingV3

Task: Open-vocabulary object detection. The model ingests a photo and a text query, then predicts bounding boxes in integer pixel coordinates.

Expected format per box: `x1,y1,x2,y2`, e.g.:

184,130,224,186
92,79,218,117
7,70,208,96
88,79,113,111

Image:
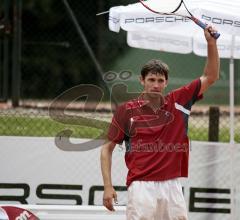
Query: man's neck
142,93,165,111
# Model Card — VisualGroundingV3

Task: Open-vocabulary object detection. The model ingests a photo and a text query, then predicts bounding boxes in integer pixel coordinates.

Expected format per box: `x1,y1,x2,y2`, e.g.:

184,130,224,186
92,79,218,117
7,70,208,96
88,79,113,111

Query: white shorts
126,179,188,220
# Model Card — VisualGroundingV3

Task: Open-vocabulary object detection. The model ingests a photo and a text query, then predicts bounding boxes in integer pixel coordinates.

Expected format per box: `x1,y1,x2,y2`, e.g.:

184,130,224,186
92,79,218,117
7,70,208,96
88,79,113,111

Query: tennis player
101,25,219,220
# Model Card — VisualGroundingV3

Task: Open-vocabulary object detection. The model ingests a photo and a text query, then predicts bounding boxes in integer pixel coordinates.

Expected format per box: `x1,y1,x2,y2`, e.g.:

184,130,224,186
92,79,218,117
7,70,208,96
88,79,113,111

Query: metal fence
0,0,239,143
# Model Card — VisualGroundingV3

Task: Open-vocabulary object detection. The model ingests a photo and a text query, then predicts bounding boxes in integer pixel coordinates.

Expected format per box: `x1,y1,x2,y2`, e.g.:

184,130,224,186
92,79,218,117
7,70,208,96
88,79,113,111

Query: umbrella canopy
109,0,240,58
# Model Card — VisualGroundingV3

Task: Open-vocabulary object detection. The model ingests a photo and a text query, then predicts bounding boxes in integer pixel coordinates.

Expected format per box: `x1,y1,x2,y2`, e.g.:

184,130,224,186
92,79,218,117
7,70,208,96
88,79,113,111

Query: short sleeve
107,104,128,144
171,78,203,106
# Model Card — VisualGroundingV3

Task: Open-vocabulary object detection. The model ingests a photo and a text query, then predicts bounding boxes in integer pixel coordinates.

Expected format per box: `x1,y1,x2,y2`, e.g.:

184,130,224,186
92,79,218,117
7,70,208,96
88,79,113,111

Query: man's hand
103,186,118,211
204,25,218,43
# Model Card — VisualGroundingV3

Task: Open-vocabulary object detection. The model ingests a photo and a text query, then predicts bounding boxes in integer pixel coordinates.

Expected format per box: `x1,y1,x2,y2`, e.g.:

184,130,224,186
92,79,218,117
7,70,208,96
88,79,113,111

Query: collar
137,93,167,110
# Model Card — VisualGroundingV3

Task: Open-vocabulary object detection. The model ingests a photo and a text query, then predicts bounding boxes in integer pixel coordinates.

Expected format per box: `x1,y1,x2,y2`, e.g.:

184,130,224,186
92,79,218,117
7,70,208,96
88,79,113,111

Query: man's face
140,72,168,97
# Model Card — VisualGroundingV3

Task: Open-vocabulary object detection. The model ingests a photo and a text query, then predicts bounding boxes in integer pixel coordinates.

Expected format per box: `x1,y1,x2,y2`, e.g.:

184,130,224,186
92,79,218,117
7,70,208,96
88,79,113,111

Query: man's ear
139,76,144,86
165,80,168,87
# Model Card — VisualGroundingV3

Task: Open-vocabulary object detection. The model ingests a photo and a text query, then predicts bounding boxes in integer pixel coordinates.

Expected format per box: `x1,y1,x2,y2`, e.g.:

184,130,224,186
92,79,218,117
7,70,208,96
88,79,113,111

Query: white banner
0,136,239,220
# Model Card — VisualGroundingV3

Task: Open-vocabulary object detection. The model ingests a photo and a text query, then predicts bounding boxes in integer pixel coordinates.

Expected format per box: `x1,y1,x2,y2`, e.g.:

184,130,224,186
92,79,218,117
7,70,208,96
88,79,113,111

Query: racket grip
193,17,220,39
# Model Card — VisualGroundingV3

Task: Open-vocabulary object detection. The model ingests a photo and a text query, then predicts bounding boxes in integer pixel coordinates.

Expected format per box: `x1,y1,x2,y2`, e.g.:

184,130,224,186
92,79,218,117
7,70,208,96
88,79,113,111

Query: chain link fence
0,0,239,143
0,1,240,216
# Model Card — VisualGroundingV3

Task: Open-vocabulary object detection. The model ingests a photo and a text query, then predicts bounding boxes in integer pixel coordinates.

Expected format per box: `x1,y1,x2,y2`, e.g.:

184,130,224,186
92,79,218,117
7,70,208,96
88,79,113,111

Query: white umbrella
109,0,240,58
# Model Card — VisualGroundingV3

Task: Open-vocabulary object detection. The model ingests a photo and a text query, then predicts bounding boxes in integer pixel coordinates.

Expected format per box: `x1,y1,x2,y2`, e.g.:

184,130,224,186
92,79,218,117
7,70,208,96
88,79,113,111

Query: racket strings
138,0,191,18
168,0,193,18
171,0,183,13
181,0,193,17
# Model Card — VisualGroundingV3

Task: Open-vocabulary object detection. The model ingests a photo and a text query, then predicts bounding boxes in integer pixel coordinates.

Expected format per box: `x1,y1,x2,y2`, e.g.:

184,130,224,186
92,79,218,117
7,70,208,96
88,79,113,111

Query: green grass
0,115,239,143
0,116,103,139
188,126,234,143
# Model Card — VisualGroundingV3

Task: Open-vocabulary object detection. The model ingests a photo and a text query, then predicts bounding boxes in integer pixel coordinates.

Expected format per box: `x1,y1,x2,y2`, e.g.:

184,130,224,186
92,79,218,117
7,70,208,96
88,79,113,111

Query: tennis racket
139,0,220,39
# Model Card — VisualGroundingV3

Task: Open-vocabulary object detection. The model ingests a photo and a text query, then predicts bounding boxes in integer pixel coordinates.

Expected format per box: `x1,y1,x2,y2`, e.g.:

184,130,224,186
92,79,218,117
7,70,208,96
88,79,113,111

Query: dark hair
141,59,169,80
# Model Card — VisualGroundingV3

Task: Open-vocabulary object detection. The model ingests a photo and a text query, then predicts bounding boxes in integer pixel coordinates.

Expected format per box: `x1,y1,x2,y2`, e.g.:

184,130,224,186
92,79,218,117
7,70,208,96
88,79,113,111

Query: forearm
203,41,220,83
101,143,114,188
199,26,220,95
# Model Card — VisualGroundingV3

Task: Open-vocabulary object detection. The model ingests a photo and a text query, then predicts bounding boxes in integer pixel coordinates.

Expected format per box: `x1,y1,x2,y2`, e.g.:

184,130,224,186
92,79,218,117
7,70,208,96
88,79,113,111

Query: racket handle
193,17,220,39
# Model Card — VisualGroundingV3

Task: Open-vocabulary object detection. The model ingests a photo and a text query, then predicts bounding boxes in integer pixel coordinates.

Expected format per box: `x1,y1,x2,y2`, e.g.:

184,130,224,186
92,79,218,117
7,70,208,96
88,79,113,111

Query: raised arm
199,25,220,95
100,141,118,211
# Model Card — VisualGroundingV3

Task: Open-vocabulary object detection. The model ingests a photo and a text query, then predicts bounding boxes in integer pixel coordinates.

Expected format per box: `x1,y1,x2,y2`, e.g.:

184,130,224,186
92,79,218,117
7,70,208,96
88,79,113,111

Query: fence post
208,106,220,142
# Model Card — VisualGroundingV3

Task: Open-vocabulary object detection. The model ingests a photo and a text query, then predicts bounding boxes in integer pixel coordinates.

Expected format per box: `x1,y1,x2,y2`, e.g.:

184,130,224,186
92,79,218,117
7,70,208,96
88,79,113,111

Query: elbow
205,70,219,85
207,78,217,86
208,75,219,85
101,142,115,156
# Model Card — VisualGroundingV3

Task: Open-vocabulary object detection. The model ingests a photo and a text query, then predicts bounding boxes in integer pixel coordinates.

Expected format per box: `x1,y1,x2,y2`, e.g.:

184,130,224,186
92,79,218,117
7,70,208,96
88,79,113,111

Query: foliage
20,0,134,98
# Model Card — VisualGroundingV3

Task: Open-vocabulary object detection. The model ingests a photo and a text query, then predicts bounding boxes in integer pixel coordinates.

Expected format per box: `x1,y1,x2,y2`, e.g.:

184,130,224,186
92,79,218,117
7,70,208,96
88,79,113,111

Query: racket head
139,0,183,14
